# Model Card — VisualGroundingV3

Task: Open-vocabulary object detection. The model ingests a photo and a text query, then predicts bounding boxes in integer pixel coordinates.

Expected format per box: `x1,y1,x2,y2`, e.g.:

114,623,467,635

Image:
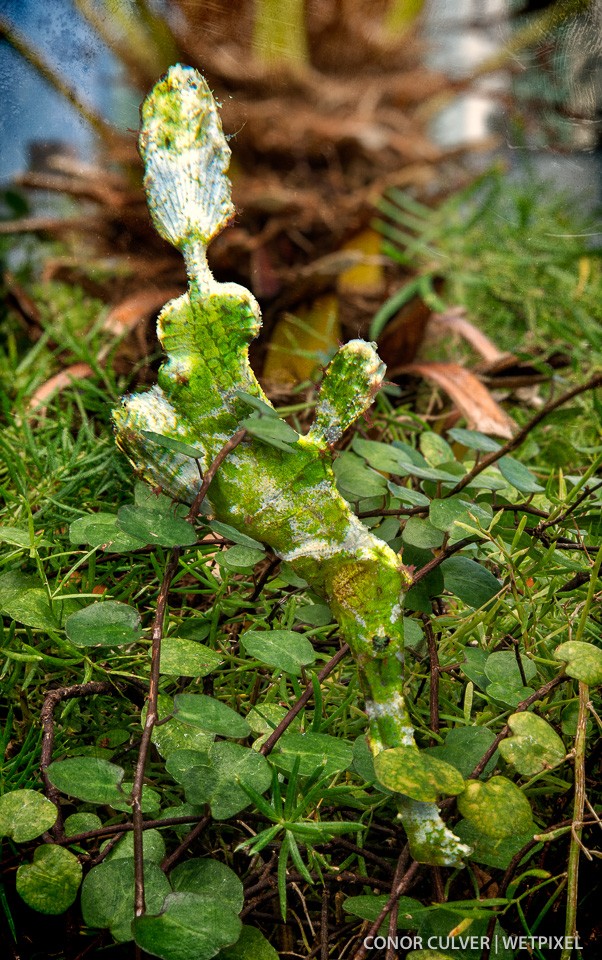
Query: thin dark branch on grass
423,616,441,745
449,372,602,497
40,681,115,840
130,428,247,916
410,537,476,587
385,848,411,960
352,856,419,960
161,815,211,873
259,643,350,756
320,882,330,960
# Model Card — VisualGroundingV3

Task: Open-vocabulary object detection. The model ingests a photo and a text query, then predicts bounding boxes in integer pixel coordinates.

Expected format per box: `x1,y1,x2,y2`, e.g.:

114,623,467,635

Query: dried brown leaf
393,361,516,438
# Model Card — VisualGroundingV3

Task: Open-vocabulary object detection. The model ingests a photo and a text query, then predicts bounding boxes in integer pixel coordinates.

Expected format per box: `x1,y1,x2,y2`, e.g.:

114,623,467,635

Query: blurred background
1,0,601,406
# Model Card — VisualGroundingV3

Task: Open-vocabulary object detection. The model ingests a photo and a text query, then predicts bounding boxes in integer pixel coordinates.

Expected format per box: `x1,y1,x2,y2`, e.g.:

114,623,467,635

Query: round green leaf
294,603,333,626
447,428,502,453
220,545,265,571
498,712,566,776
454,819,536,869
171,858,243,913
441,556,501,607
271,732,353,778
16,845,82,915
47,757,125,805
64,813,102,836
484,650,537,687
498,456,544,493
0,572,61,630
106,829,166,864
240,629,315,676
485,682,534,708
159,638,223,677
82,858,170,942
167,743,271,820
117,505,197,547
420,432,454,466
554,641,602,686
428,727,498,779
343,895,424,931
133,891,242,960
333,452,388,498
174,694,250,738
402,517,445,549
69,513,145,551
457,776,534,838
146,695,214,758
374,747,465,803
0,790,58,841
216,925,279,960
65,600,143,647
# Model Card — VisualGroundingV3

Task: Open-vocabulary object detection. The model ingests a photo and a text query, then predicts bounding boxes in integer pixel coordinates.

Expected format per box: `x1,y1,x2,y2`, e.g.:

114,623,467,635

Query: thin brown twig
131,429,247,916
423,617,440,745
40,681,115,840
351,857,419,960
160,815,211,873
259,644,350,756
385,848,410,960
448,373,602,497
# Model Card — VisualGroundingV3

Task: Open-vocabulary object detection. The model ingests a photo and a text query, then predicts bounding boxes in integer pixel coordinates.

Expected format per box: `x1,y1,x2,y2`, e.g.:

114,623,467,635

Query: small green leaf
81,858,170,942
486,683,534,708
294,603,333,626
106,829,166,864
16,845,82,915
0,790,57,841
235,390,278,417
454,819,536,870
430,497,492,534
174,694,250,738
220,545,265,570
457,776,534,838
141,430,205,459
343,895,424,930
554,641,602,686
428,727,498,779
159,638,223,677
498,456,544,493
498,712,565,776
0,572,61,630
240,629,316,676
419,432,454,466
47,757,125,806
117,505,197,547
64,813,102,836
484,651,537,688
402,518,444,549
216,925,279,960
0,526,33,548
69,513,145,552
441,556,501,607
171,858,243,913
240,414,298,452
352,437,414,475
447,428,502,453
209,520,265,550
145,695,214,759
65,600,143,647
133,891,242,960
270,732,353,778
333,452,388,498
374,747,465,803
167,743,271,820
387,482,430,507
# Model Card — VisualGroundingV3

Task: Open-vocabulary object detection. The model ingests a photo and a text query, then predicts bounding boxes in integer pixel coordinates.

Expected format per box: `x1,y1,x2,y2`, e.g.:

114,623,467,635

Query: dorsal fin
139,64,234,251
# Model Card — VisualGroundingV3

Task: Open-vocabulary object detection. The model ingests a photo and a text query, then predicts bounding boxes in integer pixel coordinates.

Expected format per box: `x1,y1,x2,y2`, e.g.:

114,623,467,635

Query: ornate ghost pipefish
113,64,470,866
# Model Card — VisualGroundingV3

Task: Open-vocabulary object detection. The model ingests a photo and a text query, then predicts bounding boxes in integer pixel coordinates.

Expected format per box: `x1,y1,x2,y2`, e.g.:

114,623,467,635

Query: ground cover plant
1,30,602,960
1,191,601,958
